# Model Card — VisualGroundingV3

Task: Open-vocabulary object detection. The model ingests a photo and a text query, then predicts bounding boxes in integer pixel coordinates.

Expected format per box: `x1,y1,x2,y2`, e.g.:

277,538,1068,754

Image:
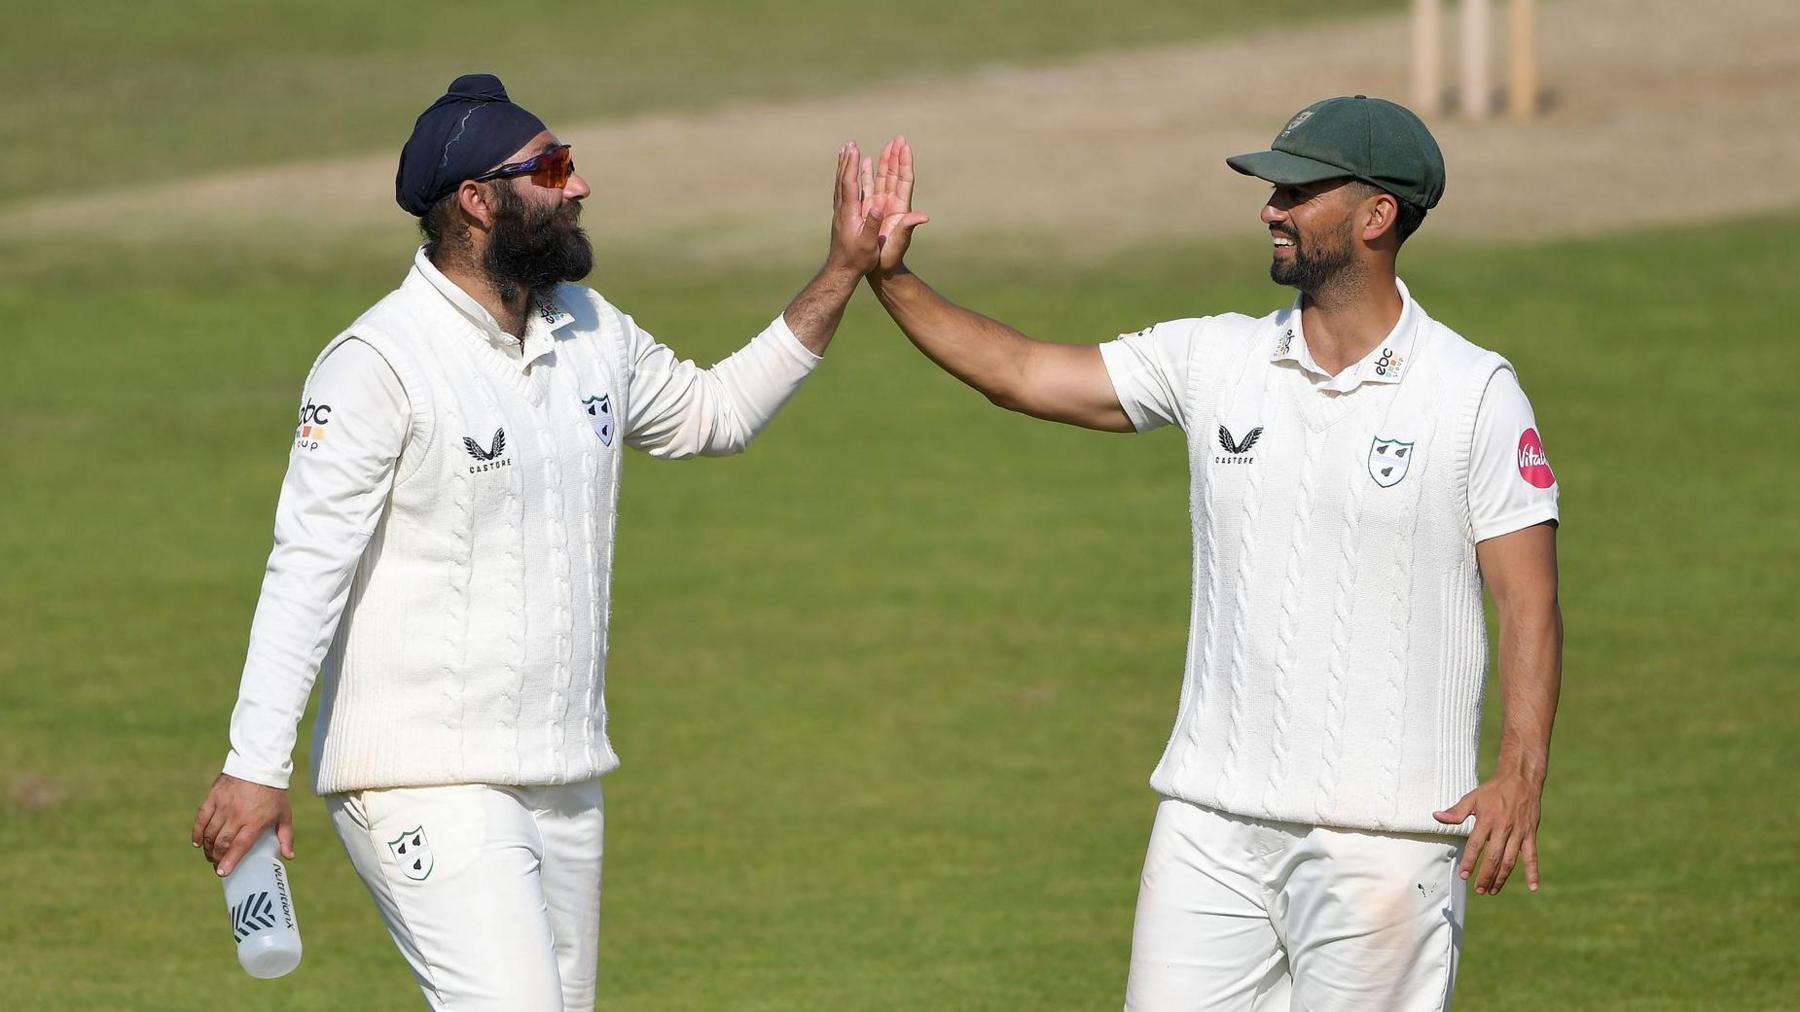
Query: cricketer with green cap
1226,94,1447,210
856,100,1563,1009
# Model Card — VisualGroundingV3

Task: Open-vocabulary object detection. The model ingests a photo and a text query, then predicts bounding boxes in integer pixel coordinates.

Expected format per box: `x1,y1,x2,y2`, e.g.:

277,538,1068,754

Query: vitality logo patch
294,399,332,450
1215,425,1264,464
462,428,512,474
1517,428,1555,488
1369,435,1415,487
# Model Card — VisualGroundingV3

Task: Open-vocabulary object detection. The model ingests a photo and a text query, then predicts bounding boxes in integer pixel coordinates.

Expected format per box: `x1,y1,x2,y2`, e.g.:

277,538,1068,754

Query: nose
564,171,591,201
1261,201,1286,226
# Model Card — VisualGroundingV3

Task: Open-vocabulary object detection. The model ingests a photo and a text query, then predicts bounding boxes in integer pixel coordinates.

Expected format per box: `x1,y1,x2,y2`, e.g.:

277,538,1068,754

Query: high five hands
866,136,930,276
826,137,930,279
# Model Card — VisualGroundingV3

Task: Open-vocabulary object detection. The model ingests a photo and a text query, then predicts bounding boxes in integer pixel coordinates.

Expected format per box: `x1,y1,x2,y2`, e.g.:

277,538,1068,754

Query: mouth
1271,232,1297,257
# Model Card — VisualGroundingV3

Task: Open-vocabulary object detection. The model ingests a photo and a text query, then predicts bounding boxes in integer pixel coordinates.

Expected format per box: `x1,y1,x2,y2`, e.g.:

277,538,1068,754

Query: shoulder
1117,312,1264,355
308,294,433,413
1417,311,1512,388
1138,311,1264,339
337,284,440,361
550,283,630,336
310,335,393,378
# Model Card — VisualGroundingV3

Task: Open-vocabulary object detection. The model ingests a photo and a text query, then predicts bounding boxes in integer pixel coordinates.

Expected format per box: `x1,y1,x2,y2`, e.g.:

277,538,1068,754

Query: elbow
982,382,1030,415
700,412,758,458
700,430,753,457
978,356,1037,415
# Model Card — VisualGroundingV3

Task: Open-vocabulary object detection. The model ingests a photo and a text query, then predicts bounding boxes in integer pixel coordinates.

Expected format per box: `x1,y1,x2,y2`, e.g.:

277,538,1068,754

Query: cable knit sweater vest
1151,304,1509,836
307,274,627,794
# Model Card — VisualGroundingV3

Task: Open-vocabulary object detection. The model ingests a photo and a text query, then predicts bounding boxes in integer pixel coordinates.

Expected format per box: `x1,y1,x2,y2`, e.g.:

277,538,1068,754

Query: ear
1360,190,1399,244
456,179,498,231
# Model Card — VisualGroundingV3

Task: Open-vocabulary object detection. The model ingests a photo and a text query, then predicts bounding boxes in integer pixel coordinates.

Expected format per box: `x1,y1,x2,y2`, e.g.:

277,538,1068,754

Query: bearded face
480,180,593,303
1269,206,1356,294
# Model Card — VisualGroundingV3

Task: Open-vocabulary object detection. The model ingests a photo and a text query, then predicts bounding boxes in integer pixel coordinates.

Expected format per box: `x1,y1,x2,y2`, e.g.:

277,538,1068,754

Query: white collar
409,247,575,371
1272,277,1421,393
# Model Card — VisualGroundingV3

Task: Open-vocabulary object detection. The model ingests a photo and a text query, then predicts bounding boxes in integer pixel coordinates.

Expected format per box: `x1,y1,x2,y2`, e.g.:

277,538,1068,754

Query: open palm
827,141,882,275
868,136,930,274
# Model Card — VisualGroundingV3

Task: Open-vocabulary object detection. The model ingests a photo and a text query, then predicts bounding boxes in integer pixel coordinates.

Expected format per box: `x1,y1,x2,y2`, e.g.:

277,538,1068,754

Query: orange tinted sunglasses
473,144,575,189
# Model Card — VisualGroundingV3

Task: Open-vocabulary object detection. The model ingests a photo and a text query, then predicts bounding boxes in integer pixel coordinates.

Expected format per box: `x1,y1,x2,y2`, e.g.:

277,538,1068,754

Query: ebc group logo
294,399,332,451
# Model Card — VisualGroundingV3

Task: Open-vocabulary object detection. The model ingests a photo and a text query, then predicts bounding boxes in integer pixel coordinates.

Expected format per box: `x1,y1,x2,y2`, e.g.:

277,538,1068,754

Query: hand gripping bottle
220,831,302,978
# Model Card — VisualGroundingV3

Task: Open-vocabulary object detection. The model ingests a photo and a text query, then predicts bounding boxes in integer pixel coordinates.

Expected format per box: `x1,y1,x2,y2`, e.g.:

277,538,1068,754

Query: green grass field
3,2,1797,1009
1,0,1397,205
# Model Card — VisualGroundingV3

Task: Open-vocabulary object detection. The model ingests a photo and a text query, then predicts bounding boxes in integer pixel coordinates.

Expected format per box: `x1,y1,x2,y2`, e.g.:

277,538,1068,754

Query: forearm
226,516,382,788
227,628,323,791
1493,594,1563,787
868,270,1040,410
781,262,862,356
628,313,822,459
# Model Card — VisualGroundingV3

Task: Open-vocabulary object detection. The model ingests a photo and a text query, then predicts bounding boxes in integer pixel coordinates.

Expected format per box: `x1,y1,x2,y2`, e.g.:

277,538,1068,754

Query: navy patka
395,74,547,216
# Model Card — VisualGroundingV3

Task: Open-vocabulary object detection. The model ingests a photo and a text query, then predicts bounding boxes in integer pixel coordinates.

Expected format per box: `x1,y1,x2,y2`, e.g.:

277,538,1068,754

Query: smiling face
1261,178,1363,294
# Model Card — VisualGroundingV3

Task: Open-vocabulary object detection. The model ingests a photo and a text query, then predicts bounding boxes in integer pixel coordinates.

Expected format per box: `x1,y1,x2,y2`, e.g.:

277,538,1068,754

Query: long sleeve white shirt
224,250,820,791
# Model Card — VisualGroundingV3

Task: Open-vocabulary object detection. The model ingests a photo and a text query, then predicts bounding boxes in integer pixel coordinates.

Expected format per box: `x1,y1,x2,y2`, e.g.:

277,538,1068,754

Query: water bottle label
230,891,278,942
228,856,297,942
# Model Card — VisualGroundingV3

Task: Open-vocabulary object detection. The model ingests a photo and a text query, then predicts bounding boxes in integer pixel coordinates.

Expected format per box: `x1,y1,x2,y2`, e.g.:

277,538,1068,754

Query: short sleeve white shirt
1467,368,1559,542
1099,311,1560,545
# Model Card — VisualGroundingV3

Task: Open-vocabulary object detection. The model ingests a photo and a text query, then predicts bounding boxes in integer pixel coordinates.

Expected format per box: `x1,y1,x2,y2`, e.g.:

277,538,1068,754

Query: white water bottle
221,831,302,978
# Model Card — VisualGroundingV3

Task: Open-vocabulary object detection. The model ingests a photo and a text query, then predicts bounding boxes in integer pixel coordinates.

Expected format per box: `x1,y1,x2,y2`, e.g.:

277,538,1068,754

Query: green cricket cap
1226,95,1446,209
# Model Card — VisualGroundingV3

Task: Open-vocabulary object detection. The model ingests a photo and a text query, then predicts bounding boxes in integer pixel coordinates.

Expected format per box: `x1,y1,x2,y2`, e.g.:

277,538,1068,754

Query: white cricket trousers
326,780,604,1011
1125,797,1465,1012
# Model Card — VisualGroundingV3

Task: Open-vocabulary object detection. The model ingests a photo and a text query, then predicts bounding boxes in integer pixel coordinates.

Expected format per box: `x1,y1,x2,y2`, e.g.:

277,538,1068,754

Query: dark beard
1270,217,1354,294
481,182,593,304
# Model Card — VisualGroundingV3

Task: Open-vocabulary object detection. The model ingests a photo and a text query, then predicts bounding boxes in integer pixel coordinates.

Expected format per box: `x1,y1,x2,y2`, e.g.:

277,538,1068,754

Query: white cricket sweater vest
1152,301,1509,836
306,271,628,794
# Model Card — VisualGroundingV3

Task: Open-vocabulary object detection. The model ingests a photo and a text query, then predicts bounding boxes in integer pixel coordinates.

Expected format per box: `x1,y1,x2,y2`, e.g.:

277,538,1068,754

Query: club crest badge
1368,436,1415,488
583,394,613,446
387,826,434,881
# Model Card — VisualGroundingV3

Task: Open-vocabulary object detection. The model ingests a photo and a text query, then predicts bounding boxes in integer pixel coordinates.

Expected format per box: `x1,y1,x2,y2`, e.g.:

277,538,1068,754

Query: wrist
868,263,914,289
1495,753,1549,789
819,255,867,285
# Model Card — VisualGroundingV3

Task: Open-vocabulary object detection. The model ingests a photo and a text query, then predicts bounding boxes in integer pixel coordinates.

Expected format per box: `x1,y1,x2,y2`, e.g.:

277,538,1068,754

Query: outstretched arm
864,138,1132,432
781,143,881,354
624,144,881,458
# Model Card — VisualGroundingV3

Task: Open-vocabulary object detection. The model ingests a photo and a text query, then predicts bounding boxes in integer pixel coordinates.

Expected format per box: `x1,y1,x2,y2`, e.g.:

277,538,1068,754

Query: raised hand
868,136,930,276
825,141,880,277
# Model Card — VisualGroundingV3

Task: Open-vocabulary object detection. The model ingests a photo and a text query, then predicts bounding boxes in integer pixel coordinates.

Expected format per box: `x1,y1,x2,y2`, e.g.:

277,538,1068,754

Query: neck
434,250,532,338
1297,266,1403,376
